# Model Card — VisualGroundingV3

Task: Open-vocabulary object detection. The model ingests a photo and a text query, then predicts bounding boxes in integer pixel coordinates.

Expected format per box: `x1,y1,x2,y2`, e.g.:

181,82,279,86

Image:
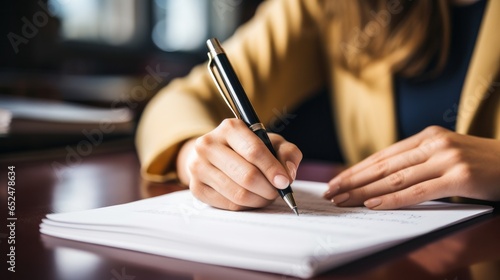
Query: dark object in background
0,0,263,155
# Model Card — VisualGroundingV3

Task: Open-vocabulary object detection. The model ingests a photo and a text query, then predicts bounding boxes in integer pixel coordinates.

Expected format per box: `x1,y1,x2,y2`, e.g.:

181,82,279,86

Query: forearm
135,82,222,182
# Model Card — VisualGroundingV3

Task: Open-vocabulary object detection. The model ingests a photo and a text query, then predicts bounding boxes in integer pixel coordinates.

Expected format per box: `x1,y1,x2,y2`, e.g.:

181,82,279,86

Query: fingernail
364,198,382,209
274,175,290,189
286,161,297,180
332,192,350,204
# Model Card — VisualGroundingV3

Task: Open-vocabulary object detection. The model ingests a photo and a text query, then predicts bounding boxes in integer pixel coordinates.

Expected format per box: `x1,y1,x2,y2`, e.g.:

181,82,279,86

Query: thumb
268,133,302,182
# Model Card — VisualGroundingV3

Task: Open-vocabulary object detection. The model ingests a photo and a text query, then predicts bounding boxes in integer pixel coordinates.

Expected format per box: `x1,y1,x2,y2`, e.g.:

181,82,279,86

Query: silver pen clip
206,39,241,119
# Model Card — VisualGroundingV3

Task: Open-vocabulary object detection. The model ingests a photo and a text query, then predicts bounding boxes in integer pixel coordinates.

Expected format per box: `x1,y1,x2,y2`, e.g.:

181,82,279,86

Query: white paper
0,94,132,123
39,180,492,278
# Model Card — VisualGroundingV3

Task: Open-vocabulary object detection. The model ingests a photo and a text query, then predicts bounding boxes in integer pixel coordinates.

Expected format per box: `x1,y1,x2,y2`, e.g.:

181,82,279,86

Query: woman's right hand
177,119,302,211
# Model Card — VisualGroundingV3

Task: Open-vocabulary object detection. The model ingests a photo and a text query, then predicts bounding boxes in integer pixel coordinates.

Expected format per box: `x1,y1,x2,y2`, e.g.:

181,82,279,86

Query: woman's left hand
323,126,500,209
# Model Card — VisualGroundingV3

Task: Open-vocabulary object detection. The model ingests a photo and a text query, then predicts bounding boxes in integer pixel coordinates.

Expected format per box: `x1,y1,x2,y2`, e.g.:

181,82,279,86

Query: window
152,0,241,51
49,0,141,46
48,0,245,52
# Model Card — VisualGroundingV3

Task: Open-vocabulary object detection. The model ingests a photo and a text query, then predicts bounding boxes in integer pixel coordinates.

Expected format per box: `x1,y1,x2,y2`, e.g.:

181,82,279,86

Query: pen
206,38,299,216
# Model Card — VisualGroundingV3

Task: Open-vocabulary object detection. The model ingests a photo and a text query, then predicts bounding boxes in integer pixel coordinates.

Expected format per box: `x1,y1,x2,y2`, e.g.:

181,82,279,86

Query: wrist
176,138,197,186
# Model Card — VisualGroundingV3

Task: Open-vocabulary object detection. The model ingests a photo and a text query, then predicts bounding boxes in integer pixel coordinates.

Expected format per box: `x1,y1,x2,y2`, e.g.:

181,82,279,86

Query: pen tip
293,207,299,216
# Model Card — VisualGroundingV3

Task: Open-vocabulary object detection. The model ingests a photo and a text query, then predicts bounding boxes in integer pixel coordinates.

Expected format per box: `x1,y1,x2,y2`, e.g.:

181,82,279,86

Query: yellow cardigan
136,0,500,182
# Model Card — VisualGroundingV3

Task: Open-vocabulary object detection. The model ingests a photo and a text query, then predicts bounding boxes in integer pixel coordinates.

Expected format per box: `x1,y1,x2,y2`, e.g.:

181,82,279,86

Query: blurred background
0,0,263,155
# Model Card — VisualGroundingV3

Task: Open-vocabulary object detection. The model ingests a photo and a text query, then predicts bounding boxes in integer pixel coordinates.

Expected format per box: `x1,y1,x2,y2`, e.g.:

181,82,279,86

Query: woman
136,0,500,211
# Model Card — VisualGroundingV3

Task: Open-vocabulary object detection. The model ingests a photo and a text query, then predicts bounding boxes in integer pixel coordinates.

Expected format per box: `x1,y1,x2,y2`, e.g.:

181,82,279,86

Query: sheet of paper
40,180,492,278
0,94,132,123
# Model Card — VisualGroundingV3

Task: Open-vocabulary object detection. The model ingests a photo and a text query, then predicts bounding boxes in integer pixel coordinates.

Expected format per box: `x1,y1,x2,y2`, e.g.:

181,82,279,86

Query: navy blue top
395,0,487,139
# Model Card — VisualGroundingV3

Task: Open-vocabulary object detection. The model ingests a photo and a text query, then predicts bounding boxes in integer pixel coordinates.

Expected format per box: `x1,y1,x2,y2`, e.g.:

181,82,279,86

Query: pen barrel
212,53,261,126
253,127,278,157
207,38,294,201
253,128,294,198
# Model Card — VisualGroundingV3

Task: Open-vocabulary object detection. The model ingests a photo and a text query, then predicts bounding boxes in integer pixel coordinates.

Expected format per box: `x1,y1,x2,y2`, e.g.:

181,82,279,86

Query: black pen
206,38,299,216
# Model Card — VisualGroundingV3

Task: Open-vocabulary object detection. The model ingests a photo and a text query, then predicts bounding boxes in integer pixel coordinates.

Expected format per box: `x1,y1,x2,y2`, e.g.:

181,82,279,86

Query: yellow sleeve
135,0,327,182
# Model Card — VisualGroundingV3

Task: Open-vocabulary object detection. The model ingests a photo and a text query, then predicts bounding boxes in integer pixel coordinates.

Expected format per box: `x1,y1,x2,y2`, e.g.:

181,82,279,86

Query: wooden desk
1,148,499,280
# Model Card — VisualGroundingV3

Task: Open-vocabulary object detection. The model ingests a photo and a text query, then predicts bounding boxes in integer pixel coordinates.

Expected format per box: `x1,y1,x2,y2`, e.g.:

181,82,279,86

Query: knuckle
220,118,242,130
386,171,405,190
231,188,251,206
435,136,455,149
424,125,445,135
195,135,213,150
389,192,403,208
446,148,465,164
411,184,427,200
373,161,390,178
243,143,264,162
220,118,233,127
240,168,259,186
411,146,428,163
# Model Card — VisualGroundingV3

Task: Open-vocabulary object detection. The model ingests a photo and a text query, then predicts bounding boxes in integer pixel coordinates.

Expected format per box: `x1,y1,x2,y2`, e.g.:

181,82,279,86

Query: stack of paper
40,181,492,278
0,94,134,134
0,108,12,135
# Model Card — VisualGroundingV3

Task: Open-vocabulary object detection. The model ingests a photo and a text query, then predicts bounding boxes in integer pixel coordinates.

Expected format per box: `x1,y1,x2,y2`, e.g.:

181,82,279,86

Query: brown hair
330,0,451,78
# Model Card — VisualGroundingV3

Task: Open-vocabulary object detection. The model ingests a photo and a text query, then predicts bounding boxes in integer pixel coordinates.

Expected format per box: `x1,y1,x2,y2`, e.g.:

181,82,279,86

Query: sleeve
135,0,328,182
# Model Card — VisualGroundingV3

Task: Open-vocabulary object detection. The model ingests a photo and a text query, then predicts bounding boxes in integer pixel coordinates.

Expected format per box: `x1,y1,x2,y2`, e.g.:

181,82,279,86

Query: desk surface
1,148,499,280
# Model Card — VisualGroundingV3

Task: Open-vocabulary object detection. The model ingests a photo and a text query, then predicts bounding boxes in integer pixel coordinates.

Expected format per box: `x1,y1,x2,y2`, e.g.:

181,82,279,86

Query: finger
268,133,302,181
328,127,450,194
325,128,440,195
190,180,253,211
209,143,277,201
363,177,452,210
324,145,431,200
193,138,277,202
334,132,425,178
221,120,291,190
332,162,440,207
189,159,274,209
